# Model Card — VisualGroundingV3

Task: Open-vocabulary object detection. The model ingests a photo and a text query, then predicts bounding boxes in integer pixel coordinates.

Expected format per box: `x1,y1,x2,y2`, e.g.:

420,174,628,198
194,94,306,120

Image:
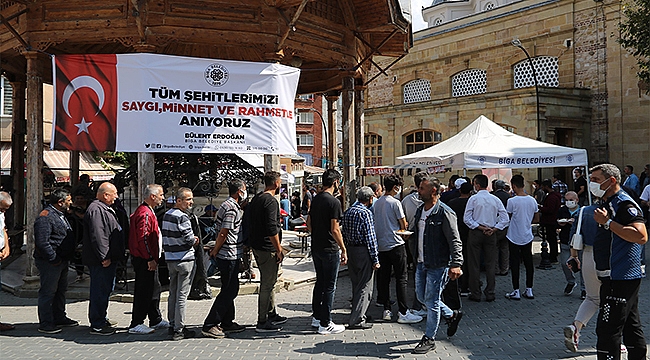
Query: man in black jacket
82,182,125,336
34,188,79,334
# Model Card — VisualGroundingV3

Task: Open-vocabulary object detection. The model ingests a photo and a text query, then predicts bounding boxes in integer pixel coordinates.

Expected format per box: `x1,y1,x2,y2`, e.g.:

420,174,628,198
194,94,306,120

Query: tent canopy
397,115,588,170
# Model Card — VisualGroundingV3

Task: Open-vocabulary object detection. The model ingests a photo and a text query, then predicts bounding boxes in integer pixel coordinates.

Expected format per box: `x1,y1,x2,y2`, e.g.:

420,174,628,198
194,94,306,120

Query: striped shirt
341,202,379,265
162,208,195,262
214,197,243,260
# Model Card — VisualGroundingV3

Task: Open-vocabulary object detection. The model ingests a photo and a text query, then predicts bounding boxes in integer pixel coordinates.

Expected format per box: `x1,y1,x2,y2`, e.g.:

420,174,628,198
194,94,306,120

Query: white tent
397,115,588,170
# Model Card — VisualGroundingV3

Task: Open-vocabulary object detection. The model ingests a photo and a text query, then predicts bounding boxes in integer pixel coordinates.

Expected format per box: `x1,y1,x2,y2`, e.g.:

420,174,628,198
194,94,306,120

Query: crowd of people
0,162,648,358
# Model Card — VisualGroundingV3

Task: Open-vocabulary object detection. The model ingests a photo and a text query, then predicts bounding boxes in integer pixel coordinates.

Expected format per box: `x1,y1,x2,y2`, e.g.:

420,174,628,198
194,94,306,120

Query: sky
411,0,429,32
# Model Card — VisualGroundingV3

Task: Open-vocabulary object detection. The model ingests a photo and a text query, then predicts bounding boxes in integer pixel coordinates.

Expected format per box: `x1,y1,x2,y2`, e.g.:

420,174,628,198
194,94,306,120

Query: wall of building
295,94,324,167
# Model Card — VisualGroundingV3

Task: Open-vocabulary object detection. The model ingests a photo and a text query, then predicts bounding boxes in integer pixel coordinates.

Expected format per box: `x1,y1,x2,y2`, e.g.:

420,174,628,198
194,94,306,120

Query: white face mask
395,186,402,194
240,189,247,201
565,200,578,209
589,180,610,198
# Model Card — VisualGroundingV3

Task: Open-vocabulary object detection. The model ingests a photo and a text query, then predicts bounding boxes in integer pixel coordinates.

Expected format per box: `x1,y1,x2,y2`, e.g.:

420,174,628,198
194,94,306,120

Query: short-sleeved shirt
309,191,342,253
373,195,406,252
506,195,539,245
574,176,588,203
214,197,243,260
640,184,650,202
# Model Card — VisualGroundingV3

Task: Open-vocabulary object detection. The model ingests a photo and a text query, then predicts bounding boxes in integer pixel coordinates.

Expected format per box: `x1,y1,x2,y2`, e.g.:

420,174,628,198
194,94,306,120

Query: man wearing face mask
202,179,247,338
557,191,584,298
341,186,379,330
589,163,648,360
374,173,423,323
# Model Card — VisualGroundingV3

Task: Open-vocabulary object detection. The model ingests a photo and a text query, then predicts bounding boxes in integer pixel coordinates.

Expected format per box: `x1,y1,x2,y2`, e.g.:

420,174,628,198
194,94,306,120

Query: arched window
403,79,431,104
497,123,516,133
404,130,442,155
513,56,559,88
452,69,487,97
364,133,383,166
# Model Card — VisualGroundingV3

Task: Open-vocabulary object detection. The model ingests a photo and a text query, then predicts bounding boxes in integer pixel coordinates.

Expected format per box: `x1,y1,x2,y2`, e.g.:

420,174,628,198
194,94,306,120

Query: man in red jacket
128,184,170,334
540,179,562,264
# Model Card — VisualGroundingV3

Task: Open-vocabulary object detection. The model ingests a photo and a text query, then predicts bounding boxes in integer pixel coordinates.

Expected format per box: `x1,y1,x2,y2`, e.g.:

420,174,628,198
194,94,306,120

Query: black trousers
130,256,163,329
596,277,646,360
508,241,534,289
203,258,240,329
377,244,408,315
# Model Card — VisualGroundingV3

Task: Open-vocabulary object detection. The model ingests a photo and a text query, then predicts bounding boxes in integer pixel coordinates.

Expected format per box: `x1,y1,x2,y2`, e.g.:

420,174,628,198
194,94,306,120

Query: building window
498,123,516,133
364,133,383,167
452,69,487,97
296,94,314,101
513,56,559,89
403,79,431,104
404,130,442,154
434,18,443,26
1,77,13,116
296,110,314,124
484,2,495,10
296,134,314,146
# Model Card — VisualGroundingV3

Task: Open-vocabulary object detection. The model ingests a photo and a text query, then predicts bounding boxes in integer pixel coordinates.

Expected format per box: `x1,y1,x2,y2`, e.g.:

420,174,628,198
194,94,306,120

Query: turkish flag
52,54,118,151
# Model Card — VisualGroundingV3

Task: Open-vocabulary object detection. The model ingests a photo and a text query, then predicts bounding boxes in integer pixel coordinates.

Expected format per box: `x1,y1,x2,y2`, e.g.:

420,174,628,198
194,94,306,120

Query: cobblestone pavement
2,259,649,360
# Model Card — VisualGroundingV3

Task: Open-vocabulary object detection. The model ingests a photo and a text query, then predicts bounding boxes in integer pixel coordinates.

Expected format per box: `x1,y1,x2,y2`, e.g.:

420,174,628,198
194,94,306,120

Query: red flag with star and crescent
52,54,118,151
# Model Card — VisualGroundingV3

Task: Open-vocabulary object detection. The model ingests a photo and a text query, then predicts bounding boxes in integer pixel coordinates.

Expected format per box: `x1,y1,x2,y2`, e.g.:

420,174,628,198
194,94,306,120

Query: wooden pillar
23,51,44,281
263,51,283,178
70,151,80,186
10,80,25,231
325,92,339,169
354,82,365,187
341,76,355,209
133,44,158,203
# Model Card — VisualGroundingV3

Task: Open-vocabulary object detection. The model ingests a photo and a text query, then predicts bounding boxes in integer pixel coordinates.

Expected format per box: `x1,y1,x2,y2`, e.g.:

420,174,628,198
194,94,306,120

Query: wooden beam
276,0,310,51
0,13,29,50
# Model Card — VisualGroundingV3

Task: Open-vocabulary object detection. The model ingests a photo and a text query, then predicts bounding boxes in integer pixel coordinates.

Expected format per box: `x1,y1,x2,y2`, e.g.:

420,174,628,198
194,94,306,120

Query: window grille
513,56,559,88
404,130,442,154
403,79,431,104
364,133,383,166
452,69,487,97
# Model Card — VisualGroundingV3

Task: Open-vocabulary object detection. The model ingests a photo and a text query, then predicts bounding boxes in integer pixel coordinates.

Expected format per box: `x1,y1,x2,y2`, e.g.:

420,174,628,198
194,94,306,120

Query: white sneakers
317,322,345,335
397,310,423,324
523,288,534,299
412,308,428,318
563,324,579,352
505,289,521,300
128,324,154,334
311,317,320,328
382,310,392,321
151,319,170,329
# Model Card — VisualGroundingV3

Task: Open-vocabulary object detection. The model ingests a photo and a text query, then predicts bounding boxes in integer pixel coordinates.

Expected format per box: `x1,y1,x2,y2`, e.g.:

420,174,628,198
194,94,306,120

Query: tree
619,0,650,92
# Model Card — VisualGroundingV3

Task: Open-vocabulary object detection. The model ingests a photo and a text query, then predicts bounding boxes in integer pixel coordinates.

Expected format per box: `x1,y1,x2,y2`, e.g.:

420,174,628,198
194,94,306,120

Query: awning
304,165,326,174
362,163,447,177
0,142,119,182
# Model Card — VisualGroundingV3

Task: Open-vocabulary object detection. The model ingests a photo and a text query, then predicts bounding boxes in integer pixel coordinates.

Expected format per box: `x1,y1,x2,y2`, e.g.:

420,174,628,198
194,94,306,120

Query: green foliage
97,151,137,167
619,0,650,92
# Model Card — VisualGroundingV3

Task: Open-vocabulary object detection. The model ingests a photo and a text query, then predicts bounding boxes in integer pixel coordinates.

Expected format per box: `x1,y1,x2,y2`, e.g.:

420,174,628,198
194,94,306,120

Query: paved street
2,252,649,359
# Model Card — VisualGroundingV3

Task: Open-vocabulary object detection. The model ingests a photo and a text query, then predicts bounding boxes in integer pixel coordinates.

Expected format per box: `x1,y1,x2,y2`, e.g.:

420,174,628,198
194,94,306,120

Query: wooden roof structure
0,0,411,93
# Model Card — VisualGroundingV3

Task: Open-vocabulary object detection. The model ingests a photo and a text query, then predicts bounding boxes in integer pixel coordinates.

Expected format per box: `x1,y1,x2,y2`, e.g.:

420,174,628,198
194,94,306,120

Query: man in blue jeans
82,182,125,336
34,188,79,334
202,179,247,338
409,176,463,354
307,169,347,335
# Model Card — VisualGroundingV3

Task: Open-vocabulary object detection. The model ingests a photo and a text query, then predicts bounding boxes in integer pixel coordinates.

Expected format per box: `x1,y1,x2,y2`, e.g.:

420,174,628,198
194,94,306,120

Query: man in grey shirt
374,174,423,324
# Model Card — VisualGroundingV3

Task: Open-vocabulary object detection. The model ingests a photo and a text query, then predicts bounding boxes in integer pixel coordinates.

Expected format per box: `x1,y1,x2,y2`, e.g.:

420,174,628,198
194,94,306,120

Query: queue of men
5,162,645,359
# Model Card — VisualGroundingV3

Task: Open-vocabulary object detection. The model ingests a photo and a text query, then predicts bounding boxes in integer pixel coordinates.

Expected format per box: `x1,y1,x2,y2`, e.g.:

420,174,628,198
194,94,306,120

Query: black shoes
172,327,196,341
55,318,79,327
446,310,463,337
348,322,373,330
38,326,62,334
412,335,436,354
269,314,288,325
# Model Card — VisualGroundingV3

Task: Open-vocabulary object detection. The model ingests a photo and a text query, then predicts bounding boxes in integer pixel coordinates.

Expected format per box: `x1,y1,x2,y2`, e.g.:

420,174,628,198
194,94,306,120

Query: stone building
364,0,650,185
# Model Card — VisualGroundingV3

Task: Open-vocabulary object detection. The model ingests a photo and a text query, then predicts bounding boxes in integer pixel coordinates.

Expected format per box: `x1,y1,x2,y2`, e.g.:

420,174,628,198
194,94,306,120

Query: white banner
52,54,301,154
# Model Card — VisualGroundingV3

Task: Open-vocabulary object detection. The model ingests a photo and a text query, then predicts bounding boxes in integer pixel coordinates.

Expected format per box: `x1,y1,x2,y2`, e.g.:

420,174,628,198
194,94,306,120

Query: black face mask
275,187,280,195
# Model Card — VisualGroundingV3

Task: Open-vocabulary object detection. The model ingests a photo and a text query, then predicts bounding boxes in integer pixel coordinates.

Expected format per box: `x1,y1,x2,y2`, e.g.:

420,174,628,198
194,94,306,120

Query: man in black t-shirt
248,171,287,333
573,168,588,206
307,169,347,335
301,184,312,218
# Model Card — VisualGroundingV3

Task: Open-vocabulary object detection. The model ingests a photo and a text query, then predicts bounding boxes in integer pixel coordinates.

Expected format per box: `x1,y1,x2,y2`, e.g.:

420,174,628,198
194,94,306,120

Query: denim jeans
35,258,69,328
312,250,341,327
88,263,117,329
415,263,453,339
203,258,240,329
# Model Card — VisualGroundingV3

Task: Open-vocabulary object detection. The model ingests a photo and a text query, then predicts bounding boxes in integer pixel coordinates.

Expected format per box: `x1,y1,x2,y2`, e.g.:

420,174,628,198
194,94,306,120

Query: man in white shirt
504,175,539,300
463,174,509,302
